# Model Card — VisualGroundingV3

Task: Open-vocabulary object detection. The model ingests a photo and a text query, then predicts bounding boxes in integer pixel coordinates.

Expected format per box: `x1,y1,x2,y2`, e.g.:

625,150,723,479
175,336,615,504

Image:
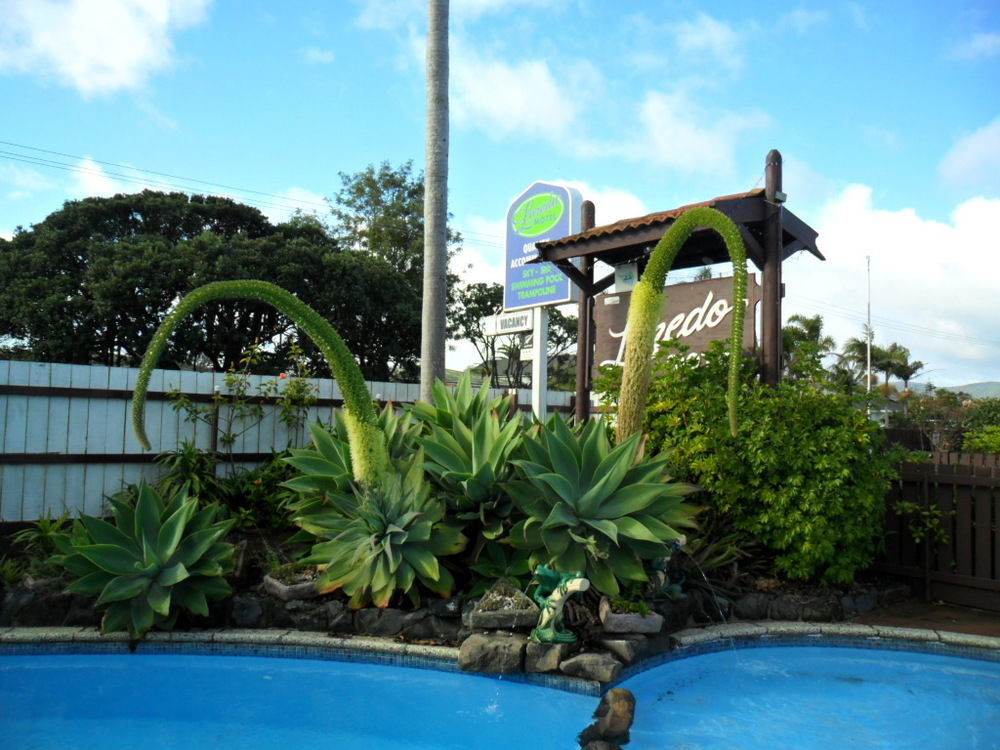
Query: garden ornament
529,565,590,644
651,535,687,600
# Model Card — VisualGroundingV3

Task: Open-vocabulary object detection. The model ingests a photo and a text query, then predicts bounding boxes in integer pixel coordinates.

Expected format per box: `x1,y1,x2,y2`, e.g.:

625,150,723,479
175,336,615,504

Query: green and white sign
504,182,581,311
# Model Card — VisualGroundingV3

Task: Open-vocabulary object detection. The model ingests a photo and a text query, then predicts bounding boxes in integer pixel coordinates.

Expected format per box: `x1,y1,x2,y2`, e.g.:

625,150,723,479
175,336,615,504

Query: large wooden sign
593,276,762,370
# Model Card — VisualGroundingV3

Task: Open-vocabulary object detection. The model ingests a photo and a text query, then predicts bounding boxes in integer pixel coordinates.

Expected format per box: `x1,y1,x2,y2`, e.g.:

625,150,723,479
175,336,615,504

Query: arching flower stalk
131,280,386,487
616,206,748,442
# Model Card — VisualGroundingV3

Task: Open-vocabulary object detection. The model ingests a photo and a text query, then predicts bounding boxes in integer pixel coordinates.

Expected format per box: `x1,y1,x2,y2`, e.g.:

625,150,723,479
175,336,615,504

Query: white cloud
783,186,1000,386
0,0,211,96
302,47,335,64
847,3,869,31
778,8,829,35
670,13,744,74
69,158,130,198
616,90,770,176
950,32,1000,61
451,39,589,141
939,115,1000,193
0,163,55,199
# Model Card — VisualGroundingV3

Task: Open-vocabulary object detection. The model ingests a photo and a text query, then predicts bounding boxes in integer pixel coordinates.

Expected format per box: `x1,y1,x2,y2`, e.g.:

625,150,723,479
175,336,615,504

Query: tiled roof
540,188,765,249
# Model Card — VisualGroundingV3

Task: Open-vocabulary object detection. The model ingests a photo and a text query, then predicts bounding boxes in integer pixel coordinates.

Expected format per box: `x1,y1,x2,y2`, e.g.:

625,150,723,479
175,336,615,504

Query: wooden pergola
533,150,824,422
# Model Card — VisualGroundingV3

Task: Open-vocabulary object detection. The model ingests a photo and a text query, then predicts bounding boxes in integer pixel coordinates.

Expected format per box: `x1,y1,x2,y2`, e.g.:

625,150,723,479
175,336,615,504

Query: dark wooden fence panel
876,457,1000,612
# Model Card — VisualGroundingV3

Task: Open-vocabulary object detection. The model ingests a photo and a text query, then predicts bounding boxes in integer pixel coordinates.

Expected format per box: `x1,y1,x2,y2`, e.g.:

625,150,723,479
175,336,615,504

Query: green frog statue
529,565,590,644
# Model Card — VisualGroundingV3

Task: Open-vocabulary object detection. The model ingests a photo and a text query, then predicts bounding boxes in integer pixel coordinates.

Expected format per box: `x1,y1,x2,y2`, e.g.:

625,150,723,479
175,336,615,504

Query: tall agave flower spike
131,280,387,488
616,206,748,442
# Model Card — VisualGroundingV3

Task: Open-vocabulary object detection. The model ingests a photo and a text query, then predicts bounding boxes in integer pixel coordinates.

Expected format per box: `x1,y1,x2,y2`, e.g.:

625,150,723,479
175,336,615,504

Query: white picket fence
0,360,574,522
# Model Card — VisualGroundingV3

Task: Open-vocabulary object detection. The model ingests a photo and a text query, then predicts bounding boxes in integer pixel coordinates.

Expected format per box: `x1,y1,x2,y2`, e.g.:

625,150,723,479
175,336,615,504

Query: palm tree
420,0,450,402
782,314,836,379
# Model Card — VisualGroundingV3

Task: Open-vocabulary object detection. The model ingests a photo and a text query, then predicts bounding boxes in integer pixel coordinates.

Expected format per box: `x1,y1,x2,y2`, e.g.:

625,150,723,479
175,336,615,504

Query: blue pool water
0,652,594,749
619,645,1000,749
2,642,999,749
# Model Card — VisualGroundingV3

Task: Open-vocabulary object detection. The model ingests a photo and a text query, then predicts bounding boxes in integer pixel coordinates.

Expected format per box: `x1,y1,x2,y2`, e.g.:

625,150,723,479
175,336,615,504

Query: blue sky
1,0,998,387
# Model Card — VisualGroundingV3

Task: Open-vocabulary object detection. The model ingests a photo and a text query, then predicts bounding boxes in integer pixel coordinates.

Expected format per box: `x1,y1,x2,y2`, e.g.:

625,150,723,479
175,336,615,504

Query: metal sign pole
531,305,548,420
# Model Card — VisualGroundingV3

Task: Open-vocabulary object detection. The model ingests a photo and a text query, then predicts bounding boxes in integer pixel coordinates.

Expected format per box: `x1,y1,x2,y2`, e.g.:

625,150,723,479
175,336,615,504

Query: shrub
599,342,897,584
962,425,1000,453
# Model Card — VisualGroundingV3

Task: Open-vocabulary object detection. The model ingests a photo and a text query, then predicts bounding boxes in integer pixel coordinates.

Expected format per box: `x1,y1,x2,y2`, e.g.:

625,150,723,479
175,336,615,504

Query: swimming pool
0,649,594,749
618,641,1000,749
2,633,998,749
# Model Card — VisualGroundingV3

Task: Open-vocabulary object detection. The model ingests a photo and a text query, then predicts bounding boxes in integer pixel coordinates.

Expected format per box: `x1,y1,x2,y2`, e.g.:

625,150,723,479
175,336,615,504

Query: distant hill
940,382,1000,399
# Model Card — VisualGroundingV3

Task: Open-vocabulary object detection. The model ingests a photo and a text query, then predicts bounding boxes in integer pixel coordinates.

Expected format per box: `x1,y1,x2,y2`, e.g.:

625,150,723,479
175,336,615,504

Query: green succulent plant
414,375,523,540
51,482,234,639
299,453,467,608
505,416,699,596
617,206,748,442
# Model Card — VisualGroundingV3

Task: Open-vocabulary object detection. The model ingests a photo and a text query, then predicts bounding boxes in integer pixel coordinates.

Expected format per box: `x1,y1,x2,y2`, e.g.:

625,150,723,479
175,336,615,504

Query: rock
458,633,527,674
426,597,462,618
355,607,410,637
326,601,355,633
467,580,538,630
11,591,74,626
401,614,461,642
578,687,635,746
285,599,329,631
262,574,319,602
690,590,731,623
599,597,664,634
652,598,692,632
230,595,264,627
0,589,35,626
734,592,772,620
597,635,647,665
842,586,879,616
768,595,801,621
643,634,676,657
525,642,573,673
260,596,293,628
801,594,842,622
560,651,622,683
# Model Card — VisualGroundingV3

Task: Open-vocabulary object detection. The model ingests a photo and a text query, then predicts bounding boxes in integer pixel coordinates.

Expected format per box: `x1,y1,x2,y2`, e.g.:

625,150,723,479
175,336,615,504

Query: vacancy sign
503,182,581,312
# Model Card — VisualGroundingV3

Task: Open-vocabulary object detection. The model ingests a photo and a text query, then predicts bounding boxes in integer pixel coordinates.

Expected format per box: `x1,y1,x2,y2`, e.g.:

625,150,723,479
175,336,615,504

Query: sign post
504,182,581,419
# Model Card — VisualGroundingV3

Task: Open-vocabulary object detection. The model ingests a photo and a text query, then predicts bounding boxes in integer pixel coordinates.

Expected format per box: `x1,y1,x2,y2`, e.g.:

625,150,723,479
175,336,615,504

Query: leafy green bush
599,342,897,584
52,482,234,638
962,425,1000,453
505,415,698,596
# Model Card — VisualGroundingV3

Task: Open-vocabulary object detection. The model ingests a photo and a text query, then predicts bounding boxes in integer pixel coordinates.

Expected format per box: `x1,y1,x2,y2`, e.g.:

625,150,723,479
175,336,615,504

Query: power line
0,139,331,210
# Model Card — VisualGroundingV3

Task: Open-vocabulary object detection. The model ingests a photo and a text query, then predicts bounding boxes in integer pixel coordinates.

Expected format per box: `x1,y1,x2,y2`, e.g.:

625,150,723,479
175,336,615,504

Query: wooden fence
0,360,574,522
877,452,1000,612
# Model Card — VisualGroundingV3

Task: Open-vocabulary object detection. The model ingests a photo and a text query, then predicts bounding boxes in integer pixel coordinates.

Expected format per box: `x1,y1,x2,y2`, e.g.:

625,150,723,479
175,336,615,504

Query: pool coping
2,622,998,697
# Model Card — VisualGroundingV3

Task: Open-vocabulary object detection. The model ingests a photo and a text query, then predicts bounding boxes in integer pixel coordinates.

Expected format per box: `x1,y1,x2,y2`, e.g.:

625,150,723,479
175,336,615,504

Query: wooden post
574,200,596,423
762,149,783,387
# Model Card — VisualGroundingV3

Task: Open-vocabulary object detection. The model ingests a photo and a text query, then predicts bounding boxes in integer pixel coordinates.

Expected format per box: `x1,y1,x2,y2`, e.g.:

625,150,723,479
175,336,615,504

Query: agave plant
505,416,699,596
52,482,234,638
414,375,523,540
298,453,467,608
282,405,422,540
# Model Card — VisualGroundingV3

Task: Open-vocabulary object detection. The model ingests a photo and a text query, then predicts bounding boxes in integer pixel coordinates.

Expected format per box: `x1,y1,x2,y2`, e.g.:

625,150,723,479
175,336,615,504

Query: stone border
667,621,1000,651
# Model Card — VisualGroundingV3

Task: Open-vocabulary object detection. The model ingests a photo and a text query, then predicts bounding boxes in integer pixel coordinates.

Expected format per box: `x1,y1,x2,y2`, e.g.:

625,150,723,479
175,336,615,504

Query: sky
0,0,998,388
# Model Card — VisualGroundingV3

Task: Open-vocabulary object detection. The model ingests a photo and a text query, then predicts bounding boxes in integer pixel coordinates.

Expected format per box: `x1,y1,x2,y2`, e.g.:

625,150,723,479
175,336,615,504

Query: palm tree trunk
420,0,449,402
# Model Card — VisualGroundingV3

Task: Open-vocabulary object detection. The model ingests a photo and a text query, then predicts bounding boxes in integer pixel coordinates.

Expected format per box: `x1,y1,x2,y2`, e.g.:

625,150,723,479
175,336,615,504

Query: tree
0,191,421,379
421,0,450,401
781,313,836,381
450,282,502,385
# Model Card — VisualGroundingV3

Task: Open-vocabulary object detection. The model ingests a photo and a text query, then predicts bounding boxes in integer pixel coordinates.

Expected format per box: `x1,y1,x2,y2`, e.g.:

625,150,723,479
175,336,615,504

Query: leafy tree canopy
0,190,420,379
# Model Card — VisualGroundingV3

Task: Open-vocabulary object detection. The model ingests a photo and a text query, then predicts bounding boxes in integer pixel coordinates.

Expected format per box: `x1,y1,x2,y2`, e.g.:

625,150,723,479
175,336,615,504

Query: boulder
578,687,635,746
768,595,801,621
355,607,410,637
525,642,573,673
596,634,647,665
230,594,264,628
734,592,772,621
458,633,527,674
652,598,692,632
560,651,622,683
